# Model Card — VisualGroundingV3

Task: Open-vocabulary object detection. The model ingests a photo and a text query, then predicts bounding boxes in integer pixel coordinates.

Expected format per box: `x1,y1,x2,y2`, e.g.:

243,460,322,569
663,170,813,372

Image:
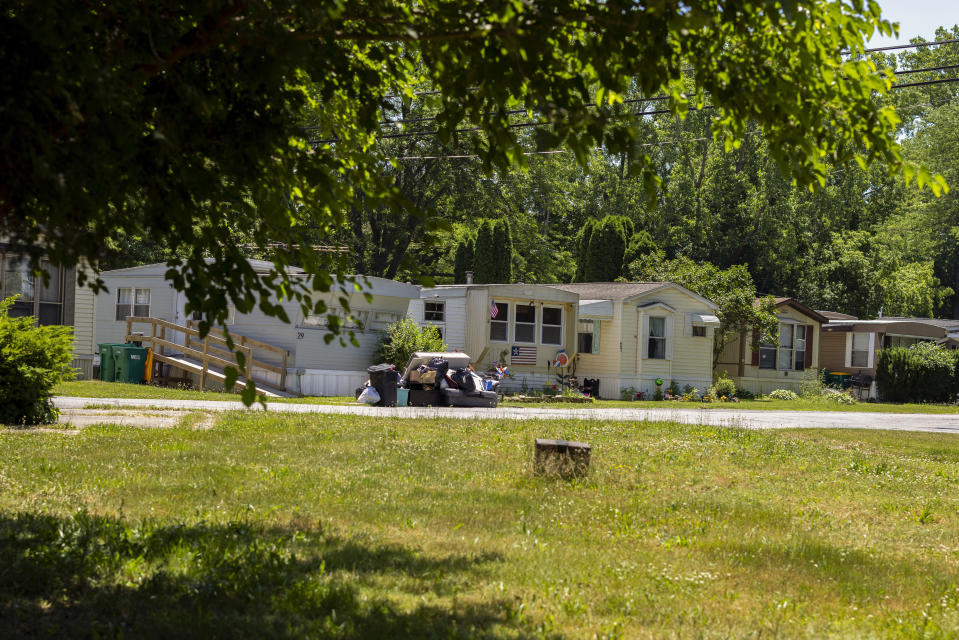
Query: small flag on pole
490,301,499,318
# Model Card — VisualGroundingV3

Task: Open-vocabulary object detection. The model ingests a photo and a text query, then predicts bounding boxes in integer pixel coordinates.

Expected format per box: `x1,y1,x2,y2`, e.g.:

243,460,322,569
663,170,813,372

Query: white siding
71,273,96,358
95,274,177,347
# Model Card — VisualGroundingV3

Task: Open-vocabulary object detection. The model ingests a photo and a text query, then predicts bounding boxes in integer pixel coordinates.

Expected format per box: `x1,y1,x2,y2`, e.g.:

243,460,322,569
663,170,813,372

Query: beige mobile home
409,284,579,390
546,282,720,399
89,261,419,395
715,297,827,395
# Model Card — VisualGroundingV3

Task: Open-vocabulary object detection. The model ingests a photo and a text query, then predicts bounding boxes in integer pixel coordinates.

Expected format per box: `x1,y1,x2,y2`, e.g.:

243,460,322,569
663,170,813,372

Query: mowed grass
4,416,959,637
54,380,355,404
55,379,959,414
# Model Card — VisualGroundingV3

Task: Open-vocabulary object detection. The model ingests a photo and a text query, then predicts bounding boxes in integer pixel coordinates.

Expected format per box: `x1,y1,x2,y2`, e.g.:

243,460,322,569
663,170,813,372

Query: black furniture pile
405,356,499,408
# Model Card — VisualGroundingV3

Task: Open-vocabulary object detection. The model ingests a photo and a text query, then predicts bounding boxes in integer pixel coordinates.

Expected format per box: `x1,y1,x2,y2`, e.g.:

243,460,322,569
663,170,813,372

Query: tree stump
534,438,591,478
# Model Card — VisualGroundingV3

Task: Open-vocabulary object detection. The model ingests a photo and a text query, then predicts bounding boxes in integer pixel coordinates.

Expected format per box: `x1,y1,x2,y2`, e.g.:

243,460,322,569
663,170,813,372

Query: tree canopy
2,0,930,337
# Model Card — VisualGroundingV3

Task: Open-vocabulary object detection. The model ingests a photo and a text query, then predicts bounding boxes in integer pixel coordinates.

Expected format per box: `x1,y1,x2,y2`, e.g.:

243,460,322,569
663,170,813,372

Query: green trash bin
113,345,150,384
98,343,127,382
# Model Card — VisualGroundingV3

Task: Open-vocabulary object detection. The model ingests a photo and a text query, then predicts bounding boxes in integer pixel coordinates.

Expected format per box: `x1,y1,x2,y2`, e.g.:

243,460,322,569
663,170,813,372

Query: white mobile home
90,261,419,395
547,282,720,399
409,284,580,391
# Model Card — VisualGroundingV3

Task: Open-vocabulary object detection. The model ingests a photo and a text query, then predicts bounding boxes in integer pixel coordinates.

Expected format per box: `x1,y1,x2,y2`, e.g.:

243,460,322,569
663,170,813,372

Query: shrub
703,386,719,402
713,373,736,398
799,369,826,399
828,391,857,405
373,318,446,369
0,296,76,424
620,386,638,401
667,379,681,396
768,389,799,401
876,342,959,404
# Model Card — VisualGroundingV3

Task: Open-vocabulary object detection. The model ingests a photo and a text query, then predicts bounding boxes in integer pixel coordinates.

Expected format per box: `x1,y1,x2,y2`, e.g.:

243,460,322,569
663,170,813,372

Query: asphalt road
52,396,959,434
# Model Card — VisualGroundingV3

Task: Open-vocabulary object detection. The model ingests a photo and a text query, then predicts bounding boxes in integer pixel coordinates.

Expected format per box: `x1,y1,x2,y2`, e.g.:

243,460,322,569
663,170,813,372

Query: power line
862,37,959,53
393,137,709,161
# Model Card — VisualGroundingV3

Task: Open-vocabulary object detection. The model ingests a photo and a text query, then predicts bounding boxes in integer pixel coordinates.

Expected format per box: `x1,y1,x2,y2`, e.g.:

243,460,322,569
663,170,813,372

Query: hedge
875,342,959,404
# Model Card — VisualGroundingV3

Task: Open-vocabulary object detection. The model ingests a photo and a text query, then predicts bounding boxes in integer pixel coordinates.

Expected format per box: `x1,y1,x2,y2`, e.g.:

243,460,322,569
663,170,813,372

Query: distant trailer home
715,297,828,396
89,261,419,396
819,313,959,399
0,238,96,379
548,282,721,400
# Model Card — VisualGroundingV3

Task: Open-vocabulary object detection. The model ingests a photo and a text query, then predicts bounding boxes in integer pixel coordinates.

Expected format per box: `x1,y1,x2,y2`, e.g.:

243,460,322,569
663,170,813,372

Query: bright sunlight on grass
3,414,959,637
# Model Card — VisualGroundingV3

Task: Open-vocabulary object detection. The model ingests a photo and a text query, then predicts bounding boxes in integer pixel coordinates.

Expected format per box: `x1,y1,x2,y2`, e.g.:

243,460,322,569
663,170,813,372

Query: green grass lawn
54,380,356,404
4,414,959,637
55,379,959,414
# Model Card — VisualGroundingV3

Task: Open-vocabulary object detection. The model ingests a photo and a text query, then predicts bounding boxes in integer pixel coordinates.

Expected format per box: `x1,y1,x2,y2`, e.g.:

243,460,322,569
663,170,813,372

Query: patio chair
850,373,873,401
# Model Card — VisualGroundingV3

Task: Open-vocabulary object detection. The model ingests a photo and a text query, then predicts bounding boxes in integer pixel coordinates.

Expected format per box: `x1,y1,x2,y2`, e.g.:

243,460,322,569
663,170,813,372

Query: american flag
490,301,499,318
511,345,537,365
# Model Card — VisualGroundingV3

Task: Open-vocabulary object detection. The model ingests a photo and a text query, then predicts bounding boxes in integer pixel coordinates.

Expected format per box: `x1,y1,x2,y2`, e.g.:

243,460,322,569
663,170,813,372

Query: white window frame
424,300,445,322
513,303,537,344
541,305,563,346
490,301,509,342
647,316,666,360
794,324,806,371
116,287,151,321
851,332,870,368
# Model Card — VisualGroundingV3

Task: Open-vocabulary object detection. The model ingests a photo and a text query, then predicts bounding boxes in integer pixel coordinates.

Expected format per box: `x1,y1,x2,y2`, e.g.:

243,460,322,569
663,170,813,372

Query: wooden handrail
125,316,289,392
186,319,288,357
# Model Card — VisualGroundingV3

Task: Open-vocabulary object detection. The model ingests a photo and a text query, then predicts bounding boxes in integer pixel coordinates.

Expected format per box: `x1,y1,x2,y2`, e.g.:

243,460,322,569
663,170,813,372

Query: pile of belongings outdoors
357,352,499,408
405,353,499,408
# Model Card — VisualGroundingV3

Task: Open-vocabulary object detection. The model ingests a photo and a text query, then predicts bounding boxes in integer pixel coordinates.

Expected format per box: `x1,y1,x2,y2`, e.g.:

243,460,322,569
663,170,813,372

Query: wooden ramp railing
125,317,290,393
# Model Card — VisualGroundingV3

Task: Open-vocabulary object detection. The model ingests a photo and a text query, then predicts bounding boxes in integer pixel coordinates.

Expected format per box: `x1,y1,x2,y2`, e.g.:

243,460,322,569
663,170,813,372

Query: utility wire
862,37,959,53
393,137,709,161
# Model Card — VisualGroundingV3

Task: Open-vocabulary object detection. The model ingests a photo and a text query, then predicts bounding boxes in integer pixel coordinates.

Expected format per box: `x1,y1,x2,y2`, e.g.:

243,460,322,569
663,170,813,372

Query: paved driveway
53,397,959,434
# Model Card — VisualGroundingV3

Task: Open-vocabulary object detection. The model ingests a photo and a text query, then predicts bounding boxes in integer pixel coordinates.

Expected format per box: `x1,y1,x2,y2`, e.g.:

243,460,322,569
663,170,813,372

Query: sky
869,0,959,47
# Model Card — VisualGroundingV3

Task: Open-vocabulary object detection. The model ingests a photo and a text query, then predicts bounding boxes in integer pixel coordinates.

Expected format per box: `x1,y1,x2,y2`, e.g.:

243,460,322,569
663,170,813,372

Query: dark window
425,301,444,322
759,342,777,369
648,317,666,359
541,306,562,345
514,304,536,343
692,325,706,337
490,302,509,341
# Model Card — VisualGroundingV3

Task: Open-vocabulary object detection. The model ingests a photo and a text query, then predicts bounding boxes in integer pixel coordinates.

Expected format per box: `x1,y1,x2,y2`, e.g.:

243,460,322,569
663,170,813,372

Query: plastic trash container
98,343,127,382
367,363,398,407
396,387,409,407
113,345,150,384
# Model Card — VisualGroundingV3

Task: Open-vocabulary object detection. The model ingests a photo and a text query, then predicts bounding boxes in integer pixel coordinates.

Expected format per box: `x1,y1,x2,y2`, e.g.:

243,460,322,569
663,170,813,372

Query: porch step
155,354,294,398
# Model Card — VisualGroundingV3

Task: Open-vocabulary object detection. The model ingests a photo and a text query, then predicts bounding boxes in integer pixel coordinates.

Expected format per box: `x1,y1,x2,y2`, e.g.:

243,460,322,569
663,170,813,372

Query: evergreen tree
574,219,598,281
493,219,514,283
452,237,474,284
583,216,632,281
472,220,497,283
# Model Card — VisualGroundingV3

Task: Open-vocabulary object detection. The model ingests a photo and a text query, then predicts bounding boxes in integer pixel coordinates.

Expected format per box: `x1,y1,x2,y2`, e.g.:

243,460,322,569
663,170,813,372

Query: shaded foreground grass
4,415,959,637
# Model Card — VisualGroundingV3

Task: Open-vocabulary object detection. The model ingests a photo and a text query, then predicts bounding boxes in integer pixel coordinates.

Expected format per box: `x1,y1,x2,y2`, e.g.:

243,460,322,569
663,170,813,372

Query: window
514,304,536,343
577,319,600,354
424,301,445,322
116,288,150,320
778,324,794,371
692,325,706,337
490,302,509,341
648,316,666,359
3,255,35,317
37,260,62,325
794,324,806,371
883,335,929,349
541,306,562,345
851,333,870,368
759,338,777,369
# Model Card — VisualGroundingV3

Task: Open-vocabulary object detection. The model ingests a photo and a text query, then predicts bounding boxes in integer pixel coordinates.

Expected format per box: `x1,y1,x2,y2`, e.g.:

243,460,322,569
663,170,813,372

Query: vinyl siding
408,296,467,351
71,265,97,358
819,331,849,373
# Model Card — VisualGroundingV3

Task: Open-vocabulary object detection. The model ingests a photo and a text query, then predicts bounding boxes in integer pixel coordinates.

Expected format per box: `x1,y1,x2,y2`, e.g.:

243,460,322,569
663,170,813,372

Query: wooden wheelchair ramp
124,316,295,398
